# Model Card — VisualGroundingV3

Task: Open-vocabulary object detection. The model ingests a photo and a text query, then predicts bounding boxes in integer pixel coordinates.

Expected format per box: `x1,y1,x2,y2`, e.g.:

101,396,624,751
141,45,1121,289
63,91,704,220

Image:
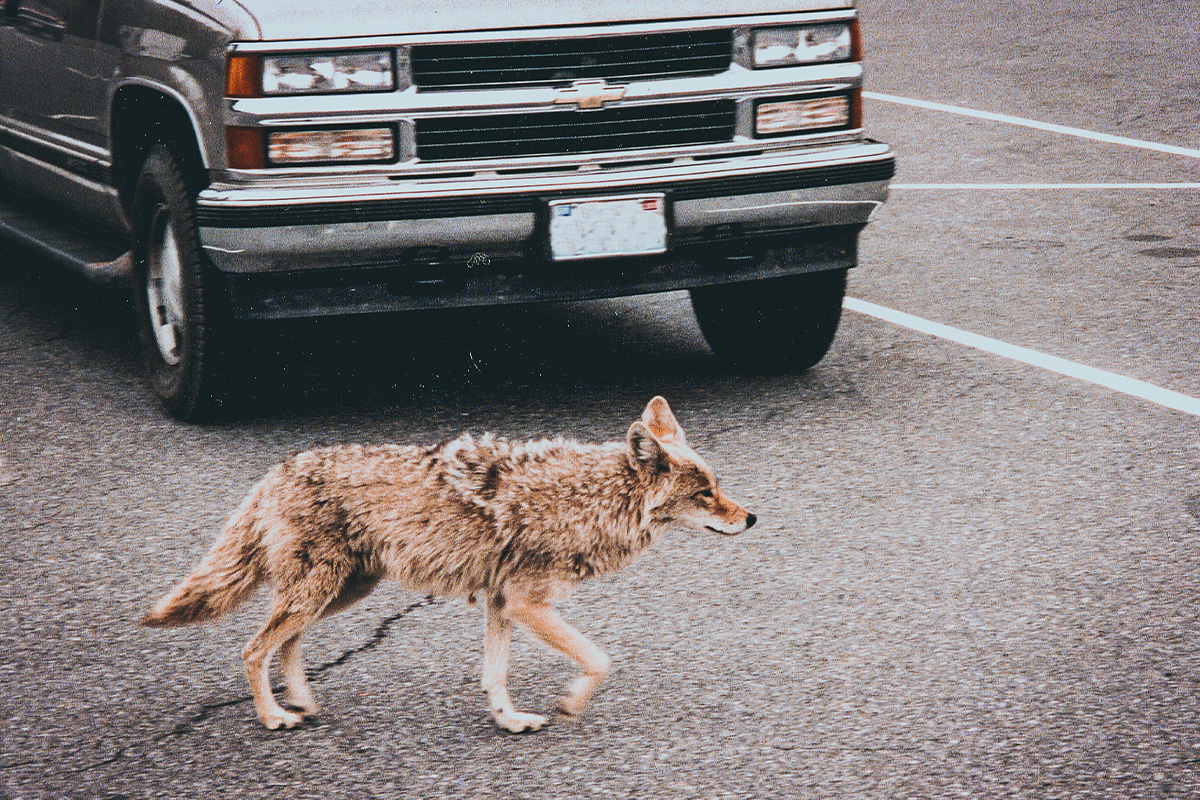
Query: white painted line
702,199,883,213
863,91,1200,159
844,297,1200,417
893,183,1200,190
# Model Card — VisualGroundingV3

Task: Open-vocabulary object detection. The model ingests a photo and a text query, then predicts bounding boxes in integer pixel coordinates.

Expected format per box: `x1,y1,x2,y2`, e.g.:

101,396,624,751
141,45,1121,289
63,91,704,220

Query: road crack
57,595,438,775
306,595,437,680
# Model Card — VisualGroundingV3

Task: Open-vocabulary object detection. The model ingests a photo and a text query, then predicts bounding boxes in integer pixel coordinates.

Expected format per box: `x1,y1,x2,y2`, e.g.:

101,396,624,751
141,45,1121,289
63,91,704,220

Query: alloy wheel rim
146,206,185,366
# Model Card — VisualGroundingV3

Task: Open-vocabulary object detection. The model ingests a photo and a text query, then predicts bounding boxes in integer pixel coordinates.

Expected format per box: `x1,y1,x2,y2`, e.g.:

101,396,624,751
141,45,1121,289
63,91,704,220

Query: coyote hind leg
243,572,340,730
277,572,379,716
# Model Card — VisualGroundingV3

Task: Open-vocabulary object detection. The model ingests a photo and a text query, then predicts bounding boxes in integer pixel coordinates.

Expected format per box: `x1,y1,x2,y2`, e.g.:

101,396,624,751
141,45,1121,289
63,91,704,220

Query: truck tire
690,268,847,372
131,144,231,420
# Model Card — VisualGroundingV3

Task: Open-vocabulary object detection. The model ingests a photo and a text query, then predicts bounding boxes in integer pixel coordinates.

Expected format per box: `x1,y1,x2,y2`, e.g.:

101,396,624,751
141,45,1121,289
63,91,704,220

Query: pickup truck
0,1,893,420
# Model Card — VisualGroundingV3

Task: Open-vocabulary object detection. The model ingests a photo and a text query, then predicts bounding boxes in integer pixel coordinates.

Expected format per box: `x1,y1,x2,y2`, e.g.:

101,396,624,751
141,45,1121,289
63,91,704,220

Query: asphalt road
2,1,1199,798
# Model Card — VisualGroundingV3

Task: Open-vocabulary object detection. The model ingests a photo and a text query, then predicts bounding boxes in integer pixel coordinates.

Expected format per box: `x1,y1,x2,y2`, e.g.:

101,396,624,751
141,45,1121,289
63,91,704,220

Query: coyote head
627,397,756,535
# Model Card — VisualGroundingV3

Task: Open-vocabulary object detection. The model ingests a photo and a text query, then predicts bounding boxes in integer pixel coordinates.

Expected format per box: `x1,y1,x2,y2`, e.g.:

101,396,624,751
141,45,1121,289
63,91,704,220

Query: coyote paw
284,693,320,717
261,709,305,730
555,694,587,717
287,703,320,718
556,674,599,717
493,710,548,733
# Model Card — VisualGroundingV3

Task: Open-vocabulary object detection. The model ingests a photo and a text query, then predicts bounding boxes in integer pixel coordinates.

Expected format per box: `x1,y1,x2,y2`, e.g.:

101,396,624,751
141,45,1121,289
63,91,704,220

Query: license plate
548,194,668,261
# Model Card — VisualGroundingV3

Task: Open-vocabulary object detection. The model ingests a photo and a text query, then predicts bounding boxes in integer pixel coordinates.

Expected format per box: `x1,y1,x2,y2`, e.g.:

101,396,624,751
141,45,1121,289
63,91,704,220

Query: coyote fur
142,397,755,732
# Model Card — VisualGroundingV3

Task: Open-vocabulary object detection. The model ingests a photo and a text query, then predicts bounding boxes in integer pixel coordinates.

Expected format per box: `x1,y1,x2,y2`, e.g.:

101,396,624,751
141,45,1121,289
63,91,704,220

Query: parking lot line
844,297,1200,417
864,91,1200,159
892,183,1200,190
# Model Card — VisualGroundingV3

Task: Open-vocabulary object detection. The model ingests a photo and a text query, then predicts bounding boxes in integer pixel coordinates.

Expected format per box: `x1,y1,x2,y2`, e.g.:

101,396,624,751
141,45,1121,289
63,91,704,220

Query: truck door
1,1,114,164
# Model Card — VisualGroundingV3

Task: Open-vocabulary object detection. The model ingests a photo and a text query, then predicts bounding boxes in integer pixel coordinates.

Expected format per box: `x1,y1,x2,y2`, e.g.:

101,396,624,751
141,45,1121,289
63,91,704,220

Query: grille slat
423,40,731,61
420,127,735,151
416,50,731,79
419,44,731,68
420,109,731,137
419,57,727,81
411,30,734,90
415,100,736,161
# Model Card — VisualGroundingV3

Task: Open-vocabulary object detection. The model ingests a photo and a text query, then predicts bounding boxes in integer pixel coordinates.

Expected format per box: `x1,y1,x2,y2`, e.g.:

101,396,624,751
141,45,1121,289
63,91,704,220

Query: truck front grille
414,100,736,161
410,30,734,90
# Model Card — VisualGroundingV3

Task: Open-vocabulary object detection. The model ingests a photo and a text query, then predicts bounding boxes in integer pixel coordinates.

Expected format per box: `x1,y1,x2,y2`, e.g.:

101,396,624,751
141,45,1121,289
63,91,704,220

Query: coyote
142,397,755,732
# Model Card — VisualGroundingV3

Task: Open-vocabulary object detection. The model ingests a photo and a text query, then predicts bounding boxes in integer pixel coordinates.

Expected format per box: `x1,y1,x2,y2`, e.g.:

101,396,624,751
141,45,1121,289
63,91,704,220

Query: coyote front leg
505,598,611,717
278,634,319,716
482,594,547,733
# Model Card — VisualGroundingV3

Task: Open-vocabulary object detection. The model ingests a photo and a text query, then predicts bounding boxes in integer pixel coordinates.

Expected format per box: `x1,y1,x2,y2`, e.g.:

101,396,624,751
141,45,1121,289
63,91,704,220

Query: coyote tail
140,486,266,628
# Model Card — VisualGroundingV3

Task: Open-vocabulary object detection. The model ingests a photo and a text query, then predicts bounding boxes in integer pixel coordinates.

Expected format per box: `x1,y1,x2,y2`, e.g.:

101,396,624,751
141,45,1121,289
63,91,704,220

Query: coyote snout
142,396,754,733
682,477,756,535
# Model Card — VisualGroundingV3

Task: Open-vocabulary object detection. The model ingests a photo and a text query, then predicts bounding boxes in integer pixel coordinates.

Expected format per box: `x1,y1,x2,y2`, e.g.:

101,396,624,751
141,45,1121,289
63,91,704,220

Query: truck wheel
690,268,847,372
131,144,231,420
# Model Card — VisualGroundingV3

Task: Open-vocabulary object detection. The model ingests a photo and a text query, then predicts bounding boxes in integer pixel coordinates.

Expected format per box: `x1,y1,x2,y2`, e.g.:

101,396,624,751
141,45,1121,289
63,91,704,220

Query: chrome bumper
197,143,892,271
195,142,893,318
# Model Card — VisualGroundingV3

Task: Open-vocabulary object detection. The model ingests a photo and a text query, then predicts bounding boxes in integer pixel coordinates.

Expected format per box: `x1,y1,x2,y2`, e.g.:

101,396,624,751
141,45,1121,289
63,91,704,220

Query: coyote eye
695,489,714,500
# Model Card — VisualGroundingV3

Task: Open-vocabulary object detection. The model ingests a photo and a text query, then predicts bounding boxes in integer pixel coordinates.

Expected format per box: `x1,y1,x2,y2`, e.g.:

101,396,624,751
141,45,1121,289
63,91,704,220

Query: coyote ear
641,396,684,443
627,422,668,473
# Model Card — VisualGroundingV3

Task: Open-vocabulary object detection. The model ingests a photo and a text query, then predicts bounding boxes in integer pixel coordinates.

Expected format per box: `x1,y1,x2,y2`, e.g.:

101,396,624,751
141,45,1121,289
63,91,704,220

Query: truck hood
208,0,853,41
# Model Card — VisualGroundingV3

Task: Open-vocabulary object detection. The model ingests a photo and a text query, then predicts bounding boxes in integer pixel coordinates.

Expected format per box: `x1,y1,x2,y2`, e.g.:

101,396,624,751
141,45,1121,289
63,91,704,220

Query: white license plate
548,194,668,261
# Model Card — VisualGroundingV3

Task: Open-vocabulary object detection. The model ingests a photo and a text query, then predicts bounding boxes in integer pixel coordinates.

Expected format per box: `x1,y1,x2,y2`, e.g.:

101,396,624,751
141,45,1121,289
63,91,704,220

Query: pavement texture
1,1,1199,798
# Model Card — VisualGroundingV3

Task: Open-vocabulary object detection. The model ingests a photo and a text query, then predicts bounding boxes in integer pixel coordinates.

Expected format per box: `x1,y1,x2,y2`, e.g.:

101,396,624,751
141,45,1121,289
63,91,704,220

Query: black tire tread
690,269,847,373
131,143,234,421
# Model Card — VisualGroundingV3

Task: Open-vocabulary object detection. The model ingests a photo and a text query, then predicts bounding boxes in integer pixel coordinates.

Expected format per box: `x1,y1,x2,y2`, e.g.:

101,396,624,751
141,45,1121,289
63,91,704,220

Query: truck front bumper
195,142,893,320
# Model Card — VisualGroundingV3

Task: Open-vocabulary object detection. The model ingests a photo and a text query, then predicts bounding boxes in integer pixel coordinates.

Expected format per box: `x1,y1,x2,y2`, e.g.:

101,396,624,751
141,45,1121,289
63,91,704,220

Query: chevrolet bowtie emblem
553,80,626,110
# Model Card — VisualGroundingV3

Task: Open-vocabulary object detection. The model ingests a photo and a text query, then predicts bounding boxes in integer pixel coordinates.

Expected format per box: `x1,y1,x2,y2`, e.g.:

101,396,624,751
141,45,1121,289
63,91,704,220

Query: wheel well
111,87,207,215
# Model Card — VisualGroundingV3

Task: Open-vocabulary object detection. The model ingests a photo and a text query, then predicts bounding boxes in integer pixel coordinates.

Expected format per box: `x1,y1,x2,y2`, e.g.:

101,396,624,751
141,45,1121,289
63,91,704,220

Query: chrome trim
218,126,868,184
200,182,883,275
199,142,892,210
552,80,627,110
0,116,112,172
196,142,891,274
2,134,113,187
226,62,861,120
201,214,536,272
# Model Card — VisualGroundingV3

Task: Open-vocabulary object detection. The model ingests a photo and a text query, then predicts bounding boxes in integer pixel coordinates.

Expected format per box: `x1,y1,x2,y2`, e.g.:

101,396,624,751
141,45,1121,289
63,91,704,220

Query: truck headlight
226,50,395,97
751,23,857,68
